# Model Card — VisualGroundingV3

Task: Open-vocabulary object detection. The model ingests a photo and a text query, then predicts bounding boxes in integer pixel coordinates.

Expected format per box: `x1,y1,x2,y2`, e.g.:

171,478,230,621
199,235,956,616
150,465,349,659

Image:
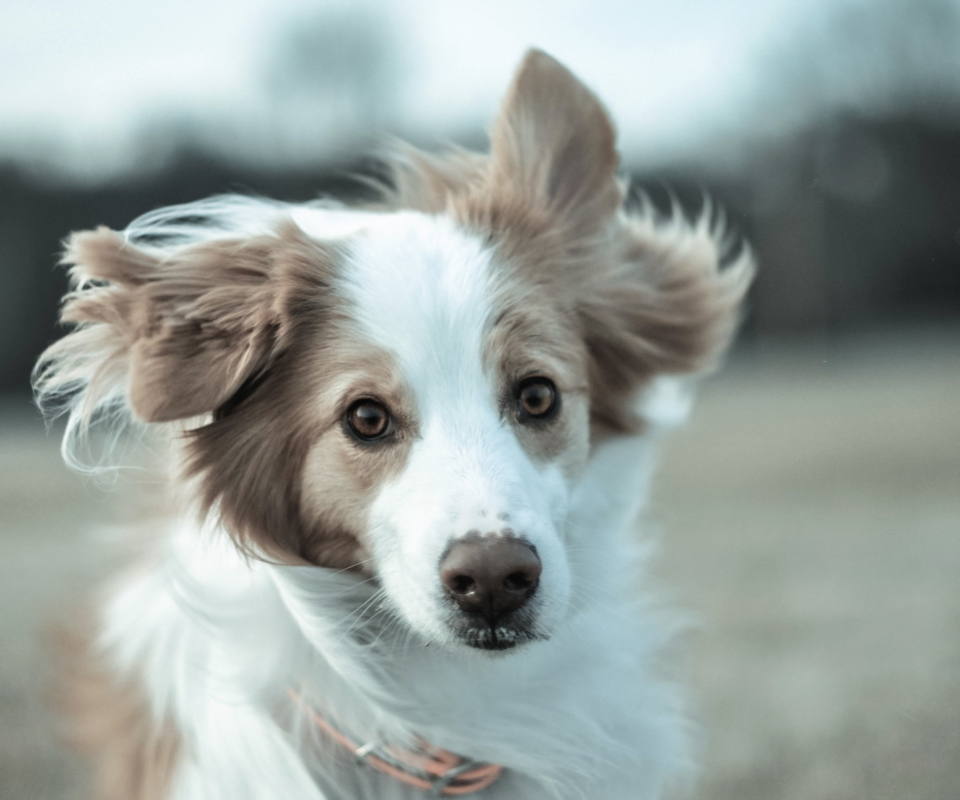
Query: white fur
98,424,690,800
339,214,571,649
60,199,698,799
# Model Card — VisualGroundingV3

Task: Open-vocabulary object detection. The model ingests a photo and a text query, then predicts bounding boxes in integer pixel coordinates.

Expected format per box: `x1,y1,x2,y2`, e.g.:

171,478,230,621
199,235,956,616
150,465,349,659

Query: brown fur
59,221,335,423
55,615,180,800
190,316,418,570
177,257,425,570
578,213,752,434
382,49,754,436
382,143,489,215
483,278,591,476
298,343,419,569
52,221,406,569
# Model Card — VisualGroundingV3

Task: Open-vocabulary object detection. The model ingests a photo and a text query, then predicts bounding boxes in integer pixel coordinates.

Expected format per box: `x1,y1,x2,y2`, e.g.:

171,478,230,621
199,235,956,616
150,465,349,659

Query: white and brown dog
35,50,753,800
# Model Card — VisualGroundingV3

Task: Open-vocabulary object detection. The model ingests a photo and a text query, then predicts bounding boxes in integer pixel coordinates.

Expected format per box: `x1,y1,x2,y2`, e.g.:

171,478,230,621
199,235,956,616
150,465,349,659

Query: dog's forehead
338,212,497,410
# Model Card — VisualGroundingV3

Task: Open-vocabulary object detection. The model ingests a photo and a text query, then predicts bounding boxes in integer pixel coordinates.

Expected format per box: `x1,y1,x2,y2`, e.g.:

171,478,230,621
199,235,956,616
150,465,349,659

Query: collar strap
291,690,503,796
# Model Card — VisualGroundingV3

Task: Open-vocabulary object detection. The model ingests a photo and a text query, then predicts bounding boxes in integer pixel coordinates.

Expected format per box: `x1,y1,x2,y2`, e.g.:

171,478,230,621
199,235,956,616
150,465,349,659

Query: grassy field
2,328,958,799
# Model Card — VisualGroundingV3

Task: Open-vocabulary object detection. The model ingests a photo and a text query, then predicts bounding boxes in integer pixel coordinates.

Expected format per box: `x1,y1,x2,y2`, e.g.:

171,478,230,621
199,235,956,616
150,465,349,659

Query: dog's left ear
578,217,755,434
489,48,621,239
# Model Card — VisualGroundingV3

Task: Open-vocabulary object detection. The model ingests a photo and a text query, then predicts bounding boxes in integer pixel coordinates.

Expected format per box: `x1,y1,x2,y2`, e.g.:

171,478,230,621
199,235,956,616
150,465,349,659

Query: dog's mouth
460,626,541,651
447,611,546,652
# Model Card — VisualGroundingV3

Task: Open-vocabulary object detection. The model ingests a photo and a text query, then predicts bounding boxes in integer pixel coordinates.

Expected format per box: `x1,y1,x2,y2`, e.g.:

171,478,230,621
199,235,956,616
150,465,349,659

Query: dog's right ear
51,223,331,423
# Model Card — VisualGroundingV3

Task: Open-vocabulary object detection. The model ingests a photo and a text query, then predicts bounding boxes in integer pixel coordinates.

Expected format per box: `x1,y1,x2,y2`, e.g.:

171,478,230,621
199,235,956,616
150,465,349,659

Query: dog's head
37,51,752,653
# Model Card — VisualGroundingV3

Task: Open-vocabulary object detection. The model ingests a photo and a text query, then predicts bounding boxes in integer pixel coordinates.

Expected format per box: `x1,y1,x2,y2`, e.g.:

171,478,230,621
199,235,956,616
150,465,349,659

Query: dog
34,49,753,800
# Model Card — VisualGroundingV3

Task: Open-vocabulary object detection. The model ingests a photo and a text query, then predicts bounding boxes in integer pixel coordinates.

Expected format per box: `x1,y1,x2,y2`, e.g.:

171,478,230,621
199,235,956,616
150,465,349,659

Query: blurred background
1,0,958,797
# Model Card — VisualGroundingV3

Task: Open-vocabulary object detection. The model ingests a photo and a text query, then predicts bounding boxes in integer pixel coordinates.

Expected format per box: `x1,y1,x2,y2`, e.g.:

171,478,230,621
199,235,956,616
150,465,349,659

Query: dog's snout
440,536,541,621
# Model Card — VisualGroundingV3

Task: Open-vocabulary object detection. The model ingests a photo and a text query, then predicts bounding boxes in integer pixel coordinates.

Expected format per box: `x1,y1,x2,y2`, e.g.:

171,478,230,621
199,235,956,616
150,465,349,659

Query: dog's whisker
334,590,390,641
327,557,379,578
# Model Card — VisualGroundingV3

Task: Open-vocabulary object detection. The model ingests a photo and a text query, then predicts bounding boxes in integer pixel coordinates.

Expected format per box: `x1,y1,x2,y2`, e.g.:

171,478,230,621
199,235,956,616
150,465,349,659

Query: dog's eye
346,400,392,440
517,378,558,421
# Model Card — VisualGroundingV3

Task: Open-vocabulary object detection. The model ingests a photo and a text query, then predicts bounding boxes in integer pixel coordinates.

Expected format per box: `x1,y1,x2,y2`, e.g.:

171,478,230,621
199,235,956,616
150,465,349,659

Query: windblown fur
35,50,753,800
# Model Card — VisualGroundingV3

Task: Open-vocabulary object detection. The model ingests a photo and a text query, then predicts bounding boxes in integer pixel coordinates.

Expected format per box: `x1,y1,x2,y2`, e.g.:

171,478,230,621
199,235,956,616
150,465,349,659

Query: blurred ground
1,327,958,800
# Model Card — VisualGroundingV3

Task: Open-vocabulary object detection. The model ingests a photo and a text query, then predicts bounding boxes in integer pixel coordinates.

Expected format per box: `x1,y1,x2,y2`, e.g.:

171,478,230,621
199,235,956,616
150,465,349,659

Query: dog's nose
440,536,541,621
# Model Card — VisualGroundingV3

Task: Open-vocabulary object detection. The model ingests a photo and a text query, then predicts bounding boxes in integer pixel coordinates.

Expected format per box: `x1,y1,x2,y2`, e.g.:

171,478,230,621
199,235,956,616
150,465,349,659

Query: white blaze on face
338,213,572,647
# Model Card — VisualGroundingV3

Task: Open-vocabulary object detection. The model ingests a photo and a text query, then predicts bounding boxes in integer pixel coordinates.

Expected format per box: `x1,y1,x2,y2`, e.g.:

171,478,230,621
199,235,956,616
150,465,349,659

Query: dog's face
45,51,751,654
320,212,591,650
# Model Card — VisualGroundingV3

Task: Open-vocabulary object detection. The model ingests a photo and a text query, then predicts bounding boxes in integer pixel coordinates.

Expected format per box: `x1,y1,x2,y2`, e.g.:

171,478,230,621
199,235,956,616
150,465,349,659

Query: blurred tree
739,0,960,334
261,6,403,160
765,0,960,127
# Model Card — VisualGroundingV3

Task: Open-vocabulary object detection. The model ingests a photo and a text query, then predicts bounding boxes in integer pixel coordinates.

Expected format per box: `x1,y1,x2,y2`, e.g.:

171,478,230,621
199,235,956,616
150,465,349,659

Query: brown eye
518,378,558,420
346,400,392,441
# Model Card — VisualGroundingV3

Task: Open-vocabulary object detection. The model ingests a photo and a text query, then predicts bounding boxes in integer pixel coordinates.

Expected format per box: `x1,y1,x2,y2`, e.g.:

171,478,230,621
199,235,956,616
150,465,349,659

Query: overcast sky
0,0,854,177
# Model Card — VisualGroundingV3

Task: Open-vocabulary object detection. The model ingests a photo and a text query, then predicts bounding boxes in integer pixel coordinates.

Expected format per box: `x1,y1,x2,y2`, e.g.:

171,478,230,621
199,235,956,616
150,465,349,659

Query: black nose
439,536,541,622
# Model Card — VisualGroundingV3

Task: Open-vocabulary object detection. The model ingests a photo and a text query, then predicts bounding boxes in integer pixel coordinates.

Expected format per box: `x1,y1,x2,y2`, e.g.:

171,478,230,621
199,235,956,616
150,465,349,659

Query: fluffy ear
53,222,331,423
580,213,756,434
489,49,622,236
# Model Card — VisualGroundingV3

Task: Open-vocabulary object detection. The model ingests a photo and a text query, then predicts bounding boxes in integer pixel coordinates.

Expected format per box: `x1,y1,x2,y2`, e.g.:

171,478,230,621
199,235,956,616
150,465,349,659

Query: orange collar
291,690,504,796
